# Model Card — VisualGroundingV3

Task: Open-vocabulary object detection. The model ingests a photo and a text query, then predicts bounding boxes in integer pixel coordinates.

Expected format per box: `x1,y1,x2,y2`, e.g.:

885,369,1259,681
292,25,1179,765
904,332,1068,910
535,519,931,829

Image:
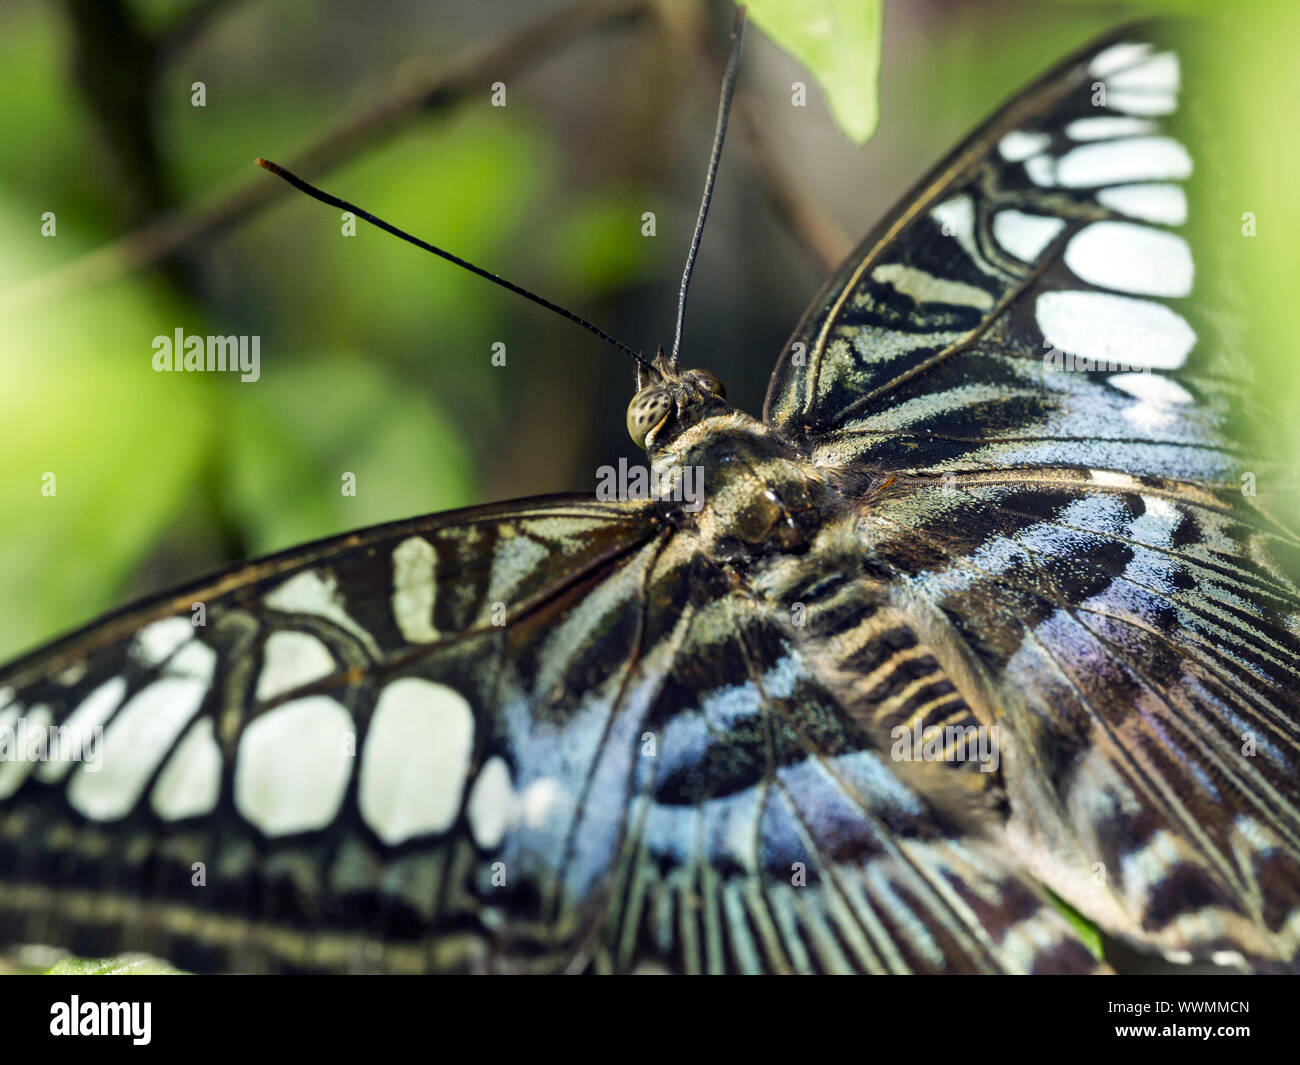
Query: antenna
669,5,746,370
255,158,652,373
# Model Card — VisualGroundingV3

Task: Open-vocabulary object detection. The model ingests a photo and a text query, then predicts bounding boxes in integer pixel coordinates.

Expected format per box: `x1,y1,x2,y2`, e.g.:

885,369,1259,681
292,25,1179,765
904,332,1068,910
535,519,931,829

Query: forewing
765,25,1223,444
0,496,663,972
765,24,1300,967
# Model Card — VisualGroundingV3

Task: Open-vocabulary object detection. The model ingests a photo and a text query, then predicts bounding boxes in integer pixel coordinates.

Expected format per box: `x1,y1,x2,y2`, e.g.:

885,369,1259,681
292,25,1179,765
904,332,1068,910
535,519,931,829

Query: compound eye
687,369,726,401
626,388,673,448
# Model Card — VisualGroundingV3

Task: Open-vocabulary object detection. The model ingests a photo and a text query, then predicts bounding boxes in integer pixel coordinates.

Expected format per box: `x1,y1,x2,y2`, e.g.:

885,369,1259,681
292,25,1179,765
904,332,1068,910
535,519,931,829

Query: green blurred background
1,0,1296,662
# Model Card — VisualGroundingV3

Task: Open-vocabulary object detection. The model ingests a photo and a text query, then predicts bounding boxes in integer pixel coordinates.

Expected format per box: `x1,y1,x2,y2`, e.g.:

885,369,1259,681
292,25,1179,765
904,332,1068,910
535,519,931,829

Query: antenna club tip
254,157,276,173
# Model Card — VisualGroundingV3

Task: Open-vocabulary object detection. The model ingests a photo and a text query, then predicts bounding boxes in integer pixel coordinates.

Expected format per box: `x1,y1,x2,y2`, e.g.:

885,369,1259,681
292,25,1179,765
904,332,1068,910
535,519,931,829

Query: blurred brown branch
3,0,650,312
733,94,853,275
63,0,171,227
157,0,247,62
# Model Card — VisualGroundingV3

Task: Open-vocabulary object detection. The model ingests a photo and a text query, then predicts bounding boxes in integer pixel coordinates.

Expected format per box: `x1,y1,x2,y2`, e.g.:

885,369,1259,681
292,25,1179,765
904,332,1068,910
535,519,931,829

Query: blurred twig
157,0,246,62
732,95,852,275
63,0,171,226
3,0,650,312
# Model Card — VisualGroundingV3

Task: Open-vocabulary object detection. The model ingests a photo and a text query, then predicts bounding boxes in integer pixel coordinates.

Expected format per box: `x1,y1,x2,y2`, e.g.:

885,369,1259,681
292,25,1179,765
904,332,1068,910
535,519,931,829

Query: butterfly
2,14,1298,975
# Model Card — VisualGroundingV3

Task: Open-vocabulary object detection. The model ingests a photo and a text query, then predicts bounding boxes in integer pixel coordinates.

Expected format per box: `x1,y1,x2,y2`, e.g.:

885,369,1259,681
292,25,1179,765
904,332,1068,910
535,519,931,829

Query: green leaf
1045,890,1106,962
744,0,883,143
45,955,188,975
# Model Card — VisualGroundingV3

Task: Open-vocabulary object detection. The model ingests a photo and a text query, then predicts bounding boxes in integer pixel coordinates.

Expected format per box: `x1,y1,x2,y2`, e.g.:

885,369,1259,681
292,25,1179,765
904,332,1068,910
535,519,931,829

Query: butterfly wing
765,24,1300,968
0,495,658,972
596,588,1100,974
0,489,1098,973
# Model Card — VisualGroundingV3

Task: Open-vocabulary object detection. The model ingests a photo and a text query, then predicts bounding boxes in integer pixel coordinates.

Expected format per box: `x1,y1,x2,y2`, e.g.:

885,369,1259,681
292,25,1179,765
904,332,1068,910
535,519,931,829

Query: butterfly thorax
627,356,841,561
648,408,839,563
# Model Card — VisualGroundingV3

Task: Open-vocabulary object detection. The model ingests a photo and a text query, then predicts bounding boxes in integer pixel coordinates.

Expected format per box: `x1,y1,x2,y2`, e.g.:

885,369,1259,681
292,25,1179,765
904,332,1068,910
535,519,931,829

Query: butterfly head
627,348,728,452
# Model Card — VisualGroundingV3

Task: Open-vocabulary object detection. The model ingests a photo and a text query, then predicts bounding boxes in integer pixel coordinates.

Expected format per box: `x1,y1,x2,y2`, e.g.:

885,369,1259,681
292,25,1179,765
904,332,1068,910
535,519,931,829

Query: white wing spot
1108,51,1179,93
1057,137,1191,187
1210,950,1247,969
1106,91,1177,117
931,196,974,241
131,617,193,667
1065,222,1193,298
235,696,353,836
391,536,441,644
992,210,1065,262
466,755,516,849
264,570,380,659
0,704,51,799
57,662,87,686
359,678,474,846
1090,470,1142,491
34,676,126,784
1097,183,1187,226
1065,116,1156,141
1109,371,1194,406
256,630,336,702
67,675,209,821
930,195,997,273
520,778,562,829
1088,42,1152,78
1036,290,1195,370
1142,494,1180,525
151,717,222,820
998,130,1051,162
1024,154,1056,187
167,639,217,682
